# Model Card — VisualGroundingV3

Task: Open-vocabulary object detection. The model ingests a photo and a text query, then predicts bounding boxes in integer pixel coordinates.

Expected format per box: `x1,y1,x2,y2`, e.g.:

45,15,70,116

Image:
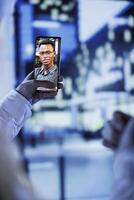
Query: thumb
119,118,134,149
33,80,56,89
24,71,56,88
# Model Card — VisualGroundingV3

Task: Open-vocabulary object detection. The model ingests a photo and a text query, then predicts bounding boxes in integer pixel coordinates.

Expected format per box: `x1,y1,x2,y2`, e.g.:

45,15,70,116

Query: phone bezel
34,36,61,92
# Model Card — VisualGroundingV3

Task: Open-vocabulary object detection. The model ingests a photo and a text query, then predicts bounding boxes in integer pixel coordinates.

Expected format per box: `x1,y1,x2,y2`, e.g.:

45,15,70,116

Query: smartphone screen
34,36,61,91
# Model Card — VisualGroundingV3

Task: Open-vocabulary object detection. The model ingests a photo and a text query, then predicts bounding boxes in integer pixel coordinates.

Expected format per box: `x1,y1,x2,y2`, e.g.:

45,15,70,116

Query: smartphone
34,36,61,91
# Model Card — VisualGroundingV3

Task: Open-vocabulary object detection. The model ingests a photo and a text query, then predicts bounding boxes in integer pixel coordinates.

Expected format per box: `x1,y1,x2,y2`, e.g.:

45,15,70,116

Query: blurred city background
0,0,134,199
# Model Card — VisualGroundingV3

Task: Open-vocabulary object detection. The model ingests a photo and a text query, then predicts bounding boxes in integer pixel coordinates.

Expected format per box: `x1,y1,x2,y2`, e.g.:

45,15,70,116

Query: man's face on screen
38,44,55,68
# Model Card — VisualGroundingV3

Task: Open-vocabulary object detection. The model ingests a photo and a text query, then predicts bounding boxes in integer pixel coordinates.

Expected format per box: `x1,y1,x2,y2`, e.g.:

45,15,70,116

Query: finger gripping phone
34,36,61,91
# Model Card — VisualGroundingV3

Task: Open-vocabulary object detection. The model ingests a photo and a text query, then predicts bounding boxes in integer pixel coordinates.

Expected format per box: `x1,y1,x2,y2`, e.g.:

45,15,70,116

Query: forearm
0,90,32,139
112,150,134,200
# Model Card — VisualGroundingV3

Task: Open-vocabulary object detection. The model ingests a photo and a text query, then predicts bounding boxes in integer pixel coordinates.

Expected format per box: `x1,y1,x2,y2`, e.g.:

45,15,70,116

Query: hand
16,71,63,105
102,111,131,150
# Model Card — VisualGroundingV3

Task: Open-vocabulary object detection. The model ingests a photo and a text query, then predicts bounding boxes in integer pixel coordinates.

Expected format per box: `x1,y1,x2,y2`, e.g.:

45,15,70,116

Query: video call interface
15,0,134,136
34,37,60,91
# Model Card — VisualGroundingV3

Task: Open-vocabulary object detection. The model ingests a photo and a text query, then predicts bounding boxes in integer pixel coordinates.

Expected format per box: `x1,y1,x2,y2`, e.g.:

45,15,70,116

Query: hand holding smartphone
34,36,61,91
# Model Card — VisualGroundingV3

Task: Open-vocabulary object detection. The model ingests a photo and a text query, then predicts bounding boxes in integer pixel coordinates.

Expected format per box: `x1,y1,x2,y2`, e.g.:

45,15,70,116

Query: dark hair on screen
38,39,55,51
